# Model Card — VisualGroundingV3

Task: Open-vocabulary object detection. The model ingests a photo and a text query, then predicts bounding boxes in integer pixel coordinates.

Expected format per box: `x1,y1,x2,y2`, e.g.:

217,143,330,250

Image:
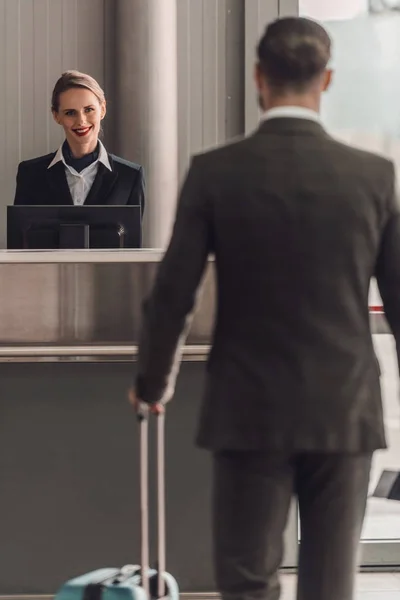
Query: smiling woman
13,70,145,213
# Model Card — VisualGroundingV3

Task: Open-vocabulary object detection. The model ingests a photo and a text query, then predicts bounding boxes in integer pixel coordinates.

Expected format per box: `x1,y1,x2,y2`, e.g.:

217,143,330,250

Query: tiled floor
185,574,400,599
280,573,400,599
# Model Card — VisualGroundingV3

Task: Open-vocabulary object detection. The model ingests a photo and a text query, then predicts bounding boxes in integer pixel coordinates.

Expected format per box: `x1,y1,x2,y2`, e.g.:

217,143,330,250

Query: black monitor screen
7,205,142,249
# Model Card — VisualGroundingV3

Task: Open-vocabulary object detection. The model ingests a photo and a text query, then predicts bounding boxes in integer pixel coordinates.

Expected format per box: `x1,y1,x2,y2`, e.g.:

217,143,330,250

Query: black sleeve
128,166,145,218
375,163,400,373
14,163,31,205
135,156,212,404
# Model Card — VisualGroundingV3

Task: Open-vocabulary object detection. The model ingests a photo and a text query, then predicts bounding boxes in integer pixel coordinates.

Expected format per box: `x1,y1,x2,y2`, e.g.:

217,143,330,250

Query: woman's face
53,87,106,156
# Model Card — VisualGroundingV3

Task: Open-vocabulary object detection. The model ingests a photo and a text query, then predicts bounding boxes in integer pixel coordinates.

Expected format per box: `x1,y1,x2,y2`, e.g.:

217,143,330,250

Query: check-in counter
0,249,215,360
0,250,387,362
0,250,388,595
0,249,216,596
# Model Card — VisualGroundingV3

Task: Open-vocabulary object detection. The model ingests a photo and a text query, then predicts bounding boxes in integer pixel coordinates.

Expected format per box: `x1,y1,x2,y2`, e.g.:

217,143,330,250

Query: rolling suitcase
54,410,179,600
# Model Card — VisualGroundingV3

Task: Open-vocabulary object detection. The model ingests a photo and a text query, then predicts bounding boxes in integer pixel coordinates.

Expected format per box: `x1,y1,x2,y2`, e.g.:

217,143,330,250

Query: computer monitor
7,205,142,249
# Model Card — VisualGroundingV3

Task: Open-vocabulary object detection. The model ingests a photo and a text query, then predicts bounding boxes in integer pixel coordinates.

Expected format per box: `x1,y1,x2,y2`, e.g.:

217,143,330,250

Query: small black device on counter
7,205,142,249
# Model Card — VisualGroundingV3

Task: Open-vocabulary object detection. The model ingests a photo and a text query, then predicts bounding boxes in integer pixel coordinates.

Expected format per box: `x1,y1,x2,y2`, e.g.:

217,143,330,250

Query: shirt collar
47,140,112,171
261,106,320,123
97,140,112,171
47,145,64,169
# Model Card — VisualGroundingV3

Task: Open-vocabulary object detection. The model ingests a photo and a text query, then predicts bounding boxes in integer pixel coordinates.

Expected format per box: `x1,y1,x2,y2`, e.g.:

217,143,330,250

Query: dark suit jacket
136,117,400,453
14,152,145,214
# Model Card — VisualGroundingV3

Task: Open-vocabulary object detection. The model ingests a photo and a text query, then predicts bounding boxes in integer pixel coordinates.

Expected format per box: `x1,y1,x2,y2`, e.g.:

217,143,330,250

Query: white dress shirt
47,140,112,206
261,106,321,123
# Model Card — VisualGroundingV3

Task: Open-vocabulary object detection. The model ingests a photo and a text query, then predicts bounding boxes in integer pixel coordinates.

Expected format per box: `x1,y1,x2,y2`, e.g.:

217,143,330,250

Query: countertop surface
0,249,166,263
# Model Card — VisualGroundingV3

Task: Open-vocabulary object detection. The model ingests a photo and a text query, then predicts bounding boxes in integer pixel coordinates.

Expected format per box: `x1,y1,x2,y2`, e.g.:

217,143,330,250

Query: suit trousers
212,450,372,600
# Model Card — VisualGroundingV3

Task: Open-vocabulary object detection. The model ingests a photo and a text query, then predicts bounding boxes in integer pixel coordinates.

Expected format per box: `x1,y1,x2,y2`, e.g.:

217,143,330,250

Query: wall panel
0,0,20,214
0,0,245,247
176,0,244,182
0,0,107,247
244,0,279,133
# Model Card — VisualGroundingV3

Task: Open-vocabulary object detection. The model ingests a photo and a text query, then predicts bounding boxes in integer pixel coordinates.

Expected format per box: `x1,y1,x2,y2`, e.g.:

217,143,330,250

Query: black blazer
136,117,400,454
14,151,145,215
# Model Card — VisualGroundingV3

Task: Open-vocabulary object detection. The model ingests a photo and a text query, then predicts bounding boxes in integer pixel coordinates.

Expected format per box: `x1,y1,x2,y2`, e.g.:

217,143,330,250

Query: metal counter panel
0,256,390,361
0,361,213,594
0,262,216,348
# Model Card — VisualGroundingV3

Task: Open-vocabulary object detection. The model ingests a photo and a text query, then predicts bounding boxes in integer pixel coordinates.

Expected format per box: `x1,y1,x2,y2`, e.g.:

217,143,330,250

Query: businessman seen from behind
130,17,400,600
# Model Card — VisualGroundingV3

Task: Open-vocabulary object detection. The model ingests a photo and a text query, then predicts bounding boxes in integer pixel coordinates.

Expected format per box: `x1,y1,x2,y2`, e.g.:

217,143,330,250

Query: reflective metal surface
0,345,210,362
0,260,215,361
0,249,168,263
0,254,388,362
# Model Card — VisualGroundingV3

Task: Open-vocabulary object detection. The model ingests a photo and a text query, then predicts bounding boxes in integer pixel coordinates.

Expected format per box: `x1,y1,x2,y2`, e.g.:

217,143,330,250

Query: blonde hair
51,70,105,112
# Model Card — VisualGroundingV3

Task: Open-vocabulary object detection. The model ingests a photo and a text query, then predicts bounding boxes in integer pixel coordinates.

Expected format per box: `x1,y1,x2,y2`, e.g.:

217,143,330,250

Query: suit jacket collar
46,160,73,205
84,158,118,205
257,117,329,138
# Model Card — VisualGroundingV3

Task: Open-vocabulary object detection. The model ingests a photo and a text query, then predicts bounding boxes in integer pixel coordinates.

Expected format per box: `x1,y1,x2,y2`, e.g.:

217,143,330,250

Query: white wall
320,12,400,176
300,0,368,21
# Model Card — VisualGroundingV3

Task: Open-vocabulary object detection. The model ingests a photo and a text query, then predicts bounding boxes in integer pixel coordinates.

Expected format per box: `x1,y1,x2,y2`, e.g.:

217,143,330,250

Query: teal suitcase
55,413,179,600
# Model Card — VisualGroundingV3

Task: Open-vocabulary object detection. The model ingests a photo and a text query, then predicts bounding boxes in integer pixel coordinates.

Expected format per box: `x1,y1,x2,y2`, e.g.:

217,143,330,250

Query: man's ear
322,69,333,92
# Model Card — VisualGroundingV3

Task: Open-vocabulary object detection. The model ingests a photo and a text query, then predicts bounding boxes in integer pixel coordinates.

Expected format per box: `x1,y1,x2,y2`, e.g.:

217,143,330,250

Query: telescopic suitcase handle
139,405,166,599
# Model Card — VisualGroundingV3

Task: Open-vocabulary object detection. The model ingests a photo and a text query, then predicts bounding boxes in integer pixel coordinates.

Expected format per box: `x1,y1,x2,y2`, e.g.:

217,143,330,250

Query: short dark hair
257,17,331,92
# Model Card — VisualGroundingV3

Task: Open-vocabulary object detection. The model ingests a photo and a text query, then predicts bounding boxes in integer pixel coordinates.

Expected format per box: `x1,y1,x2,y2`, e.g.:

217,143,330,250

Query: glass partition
298,0,400,565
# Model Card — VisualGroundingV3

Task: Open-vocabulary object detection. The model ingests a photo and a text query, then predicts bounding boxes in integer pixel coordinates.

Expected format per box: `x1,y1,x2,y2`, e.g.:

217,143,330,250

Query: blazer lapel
84,159,119,206
46,161,73,205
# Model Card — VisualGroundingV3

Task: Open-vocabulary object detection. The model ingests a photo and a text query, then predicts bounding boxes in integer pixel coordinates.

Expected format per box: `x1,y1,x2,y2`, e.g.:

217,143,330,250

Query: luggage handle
112,565,140,585
139,406,166,599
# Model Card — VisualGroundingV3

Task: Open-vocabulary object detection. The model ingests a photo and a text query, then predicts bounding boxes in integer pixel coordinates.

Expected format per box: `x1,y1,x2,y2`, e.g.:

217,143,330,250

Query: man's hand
128,387,164,416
